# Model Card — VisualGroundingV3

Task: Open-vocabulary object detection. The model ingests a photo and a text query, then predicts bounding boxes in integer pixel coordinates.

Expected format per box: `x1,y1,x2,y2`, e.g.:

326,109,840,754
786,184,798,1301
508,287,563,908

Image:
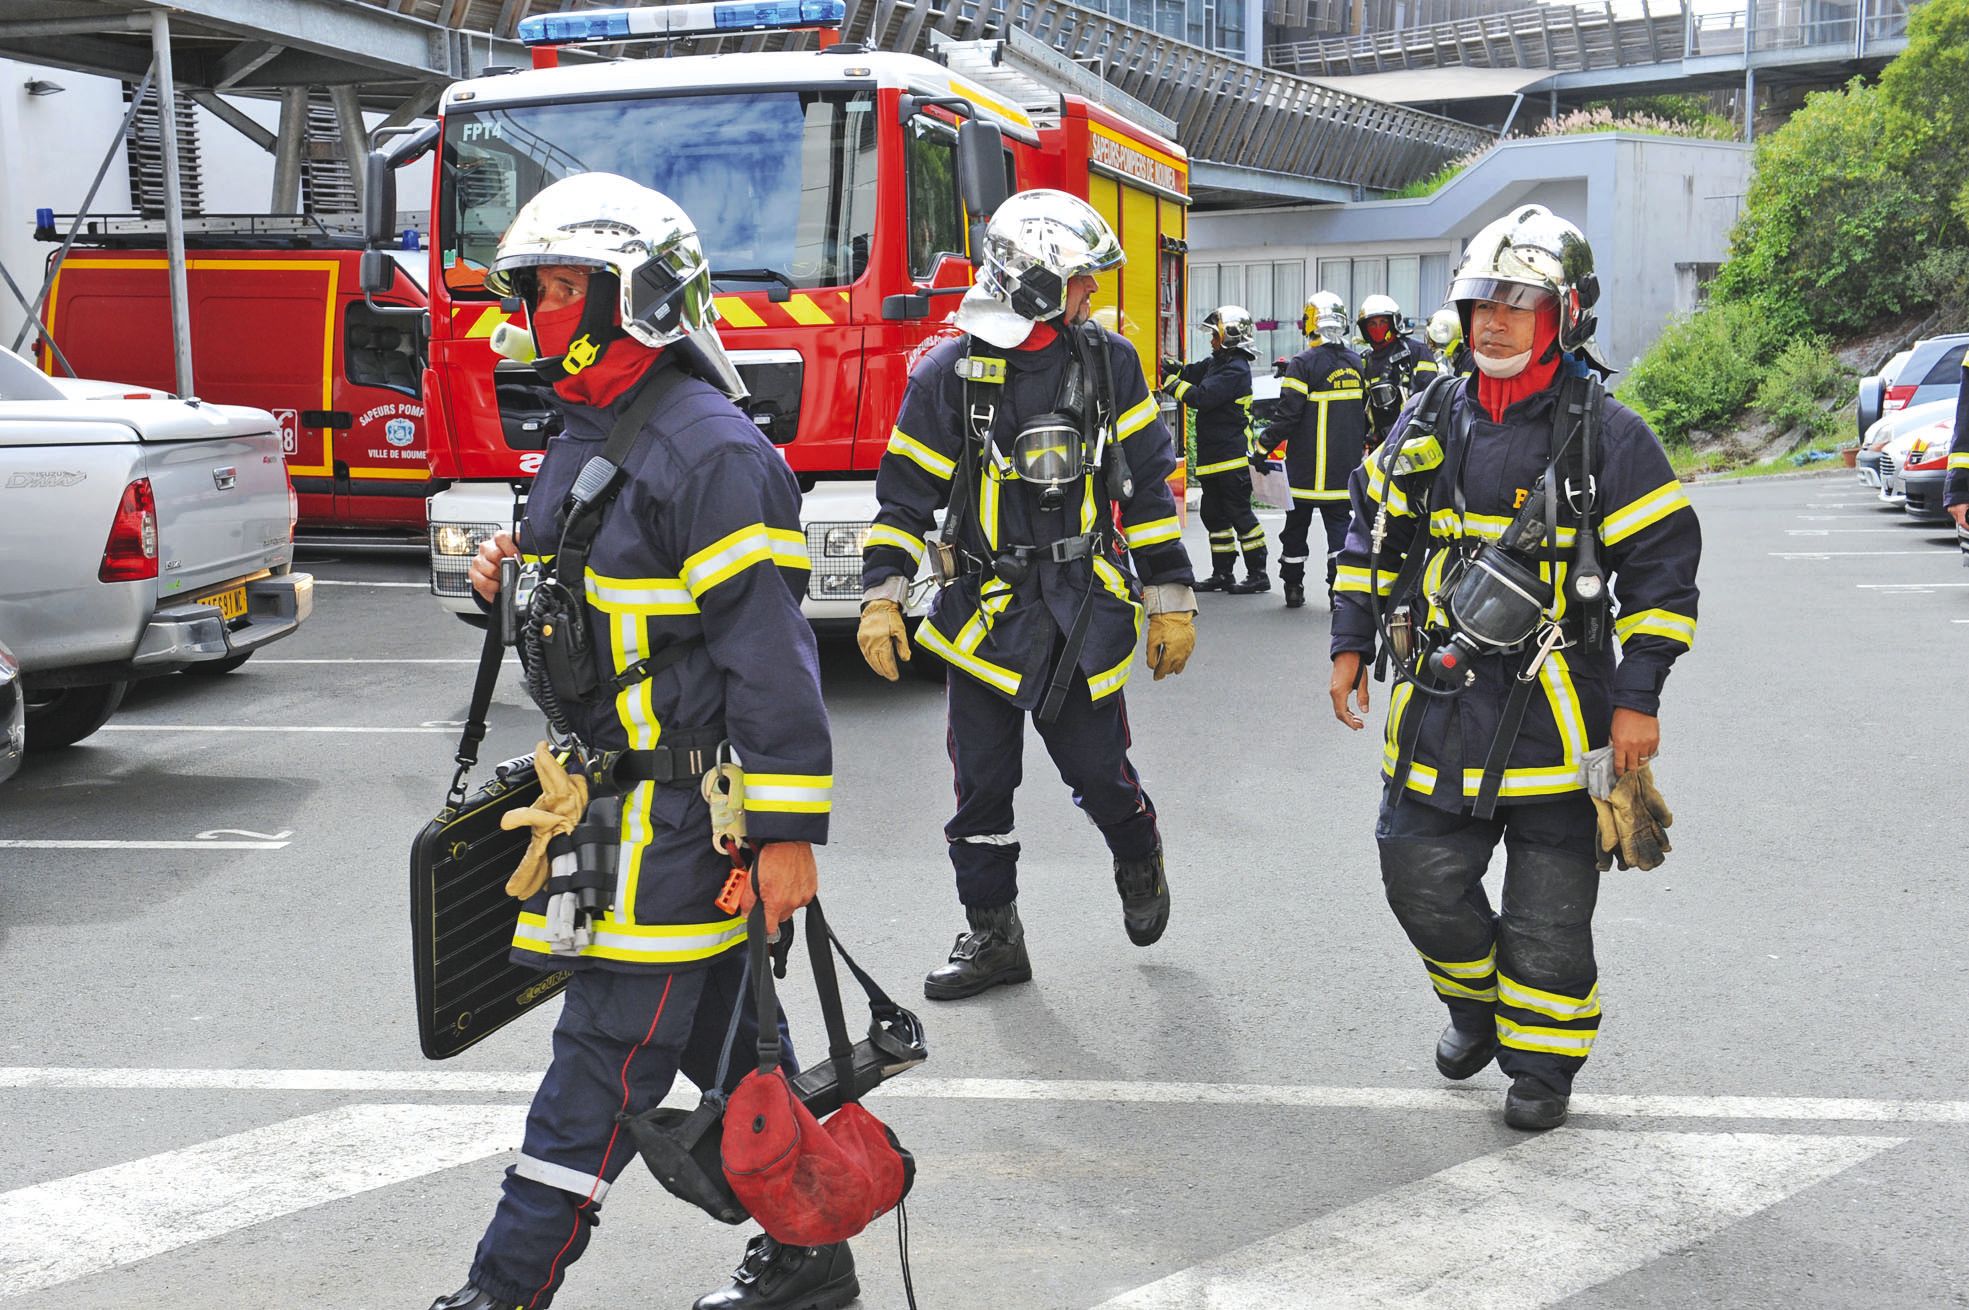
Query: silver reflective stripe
515,1152,611,1202
956,832,1017,845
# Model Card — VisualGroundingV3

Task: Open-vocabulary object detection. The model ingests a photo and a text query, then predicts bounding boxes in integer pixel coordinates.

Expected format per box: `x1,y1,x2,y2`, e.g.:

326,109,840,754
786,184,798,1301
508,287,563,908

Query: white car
1857,398,1957,498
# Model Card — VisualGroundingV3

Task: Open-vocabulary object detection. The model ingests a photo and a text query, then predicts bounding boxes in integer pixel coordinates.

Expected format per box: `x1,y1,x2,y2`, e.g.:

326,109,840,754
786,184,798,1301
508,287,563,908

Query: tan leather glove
499,742,589,899
856,598,910,681
1590,762,1673,872
1146,610,1196,680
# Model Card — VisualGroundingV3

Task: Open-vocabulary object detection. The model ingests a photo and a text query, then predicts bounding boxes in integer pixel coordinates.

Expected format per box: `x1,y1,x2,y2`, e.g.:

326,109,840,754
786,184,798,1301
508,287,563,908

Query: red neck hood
1475,311,1561,422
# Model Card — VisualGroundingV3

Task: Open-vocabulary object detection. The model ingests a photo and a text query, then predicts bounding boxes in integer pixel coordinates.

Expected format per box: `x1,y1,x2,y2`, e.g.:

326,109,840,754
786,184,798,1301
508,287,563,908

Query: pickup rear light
1883,384,1916,413
99,477,159,582
288,479,299,540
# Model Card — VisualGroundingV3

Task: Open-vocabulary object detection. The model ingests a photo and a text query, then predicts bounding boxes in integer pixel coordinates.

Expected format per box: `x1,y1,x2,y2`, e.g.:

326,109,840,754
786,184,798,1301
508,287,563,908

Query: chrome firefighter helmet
1205,304,1256,355
487,173,744,396
1302,290,1347,341
1449,203,1602,360
1356,293,1403,336
1425,306,1462,349
955,189,1125,349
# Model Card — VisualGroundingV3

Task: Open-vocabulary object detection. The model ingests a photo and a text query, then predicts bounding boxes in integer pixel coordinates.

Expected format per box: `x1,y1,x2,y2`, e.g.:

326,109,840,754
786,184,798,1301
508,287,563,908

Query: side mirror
881,292,931,321
364,150,396,248
359,249,395,297
956,121,1008,260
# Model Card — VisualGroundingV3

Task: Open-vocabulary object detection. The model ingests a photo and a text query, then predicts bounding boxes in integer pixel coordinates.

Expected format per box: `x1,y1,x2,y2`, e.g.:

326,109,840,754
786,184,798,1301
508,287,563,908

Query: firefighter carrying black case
409,621,567,1060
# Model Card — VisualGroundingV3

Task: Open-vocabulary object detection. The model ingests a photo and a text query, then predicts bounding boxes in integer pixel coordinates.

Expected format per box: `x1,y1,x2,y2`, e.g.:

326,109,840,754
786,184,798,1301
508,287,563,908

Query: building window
1188,258,1306,364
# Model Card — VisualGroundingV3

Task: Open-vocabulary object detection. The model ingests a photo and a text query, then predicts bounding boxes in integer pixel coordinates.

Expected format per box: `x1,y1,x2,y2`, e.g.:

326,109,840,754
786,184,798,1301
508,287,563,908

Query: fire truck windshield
440,88,877,298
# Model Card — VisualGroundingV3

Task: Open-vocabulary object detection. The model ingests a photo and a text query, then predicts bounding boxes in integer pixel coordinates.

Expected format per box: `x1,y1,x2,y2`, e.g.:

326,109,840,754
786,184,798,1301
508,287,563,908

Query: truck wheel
23,681,128,751
183,652,253,677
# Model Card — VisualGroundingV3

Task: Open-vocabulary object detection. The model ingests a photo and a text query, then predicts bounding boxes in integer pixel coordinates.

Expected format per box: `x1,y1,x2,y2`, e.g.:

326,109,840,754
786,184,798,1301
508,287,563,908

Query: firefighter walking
856,189,1197,1000
1329,205,1700,1131
1163,305,1267,593
1258,291,1368,609
1358,293,1439,440
440,175,853,1310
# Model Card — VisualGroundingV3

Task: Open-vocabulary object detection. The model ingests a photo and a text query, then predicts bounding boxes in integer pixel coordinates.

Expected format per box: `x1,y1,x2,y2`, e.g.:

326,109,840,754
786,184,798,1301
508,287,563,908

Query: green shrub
1615,300,1780,442
1749,335,1856,444
1905,244,1969,320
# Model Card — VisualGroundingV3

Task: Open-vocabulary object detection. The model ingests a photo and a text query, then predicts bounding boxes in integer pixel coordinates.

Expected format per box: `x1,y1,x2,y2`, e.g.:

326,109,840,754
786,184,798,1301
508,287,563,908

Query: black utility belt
931,533,1104,588
999,533,1102,565
595,728,728,788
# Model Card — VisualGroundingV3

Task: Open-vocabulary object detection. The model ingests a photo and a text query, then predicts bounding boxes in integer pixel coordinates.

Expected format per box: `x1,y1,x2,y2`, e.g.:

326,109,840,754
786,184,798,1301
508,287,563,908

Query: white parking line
307,579,429,588
1093,1131,1902,1310
96,725,455,734
255,658,515,665
0,840,288,851
1785,528,1947,535
1857,582,1969,589
6,1067,1969,1124
0,1104,524,1299
1770,550,1958,558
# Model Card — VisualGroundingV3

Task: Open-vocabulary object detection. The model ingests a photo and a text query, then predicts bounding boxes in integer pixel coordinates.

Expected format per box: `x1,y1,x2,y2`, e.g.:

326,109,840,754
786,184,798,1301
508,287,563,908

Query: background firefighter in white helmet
1255,291,1368,609
441,174,854,1310
1161,305,1268,592
1328,204,1700,1132
1357,292,1440,439
857,189,1197,1000
1426,305,1473,378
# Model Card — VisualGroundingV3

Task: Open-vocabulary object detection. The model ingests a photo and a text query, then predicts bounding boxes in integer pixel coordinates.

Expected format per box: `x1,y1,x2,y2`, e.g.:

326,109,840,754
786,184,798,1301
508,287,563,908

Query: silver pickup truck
0,350,312,751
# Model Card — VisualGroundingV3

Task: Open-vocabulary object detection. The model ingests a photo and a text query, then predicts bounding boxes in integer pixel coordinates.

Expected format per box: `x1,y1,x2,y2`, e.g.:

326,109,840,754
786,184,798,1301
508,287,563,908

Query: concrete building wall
1189,134,1753,369
0,57,435,362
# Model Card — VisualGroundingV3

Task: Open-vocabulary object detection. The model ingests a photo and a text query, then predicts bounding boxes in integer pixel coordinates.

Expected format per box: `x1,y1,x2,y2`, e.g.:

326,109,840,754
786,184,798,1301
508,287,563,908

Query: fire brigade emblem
385,418,416,448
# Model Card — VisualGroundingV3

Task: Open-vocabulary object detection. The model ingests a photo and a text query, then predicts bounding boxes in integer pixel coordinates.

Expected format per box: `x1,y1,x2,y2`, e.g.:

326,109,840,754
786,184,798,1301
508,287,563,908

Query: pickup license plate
196,584,248,623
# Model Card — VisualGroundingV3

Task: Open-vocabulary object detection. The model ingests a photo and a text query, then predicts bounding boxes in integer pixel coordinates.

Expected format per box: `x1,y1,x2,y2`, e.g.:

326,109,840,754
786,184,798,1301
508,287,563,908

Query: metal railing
1687,0,1912,56
1269,0,1692,75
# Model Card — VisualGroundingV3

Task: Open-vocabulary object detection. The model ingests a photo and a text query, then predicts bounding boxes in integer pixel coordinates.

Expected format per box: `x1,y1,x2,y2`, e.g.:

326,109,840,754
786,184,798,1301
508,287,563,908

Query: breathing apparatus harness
929,323,1131,723
1367,358,1608,818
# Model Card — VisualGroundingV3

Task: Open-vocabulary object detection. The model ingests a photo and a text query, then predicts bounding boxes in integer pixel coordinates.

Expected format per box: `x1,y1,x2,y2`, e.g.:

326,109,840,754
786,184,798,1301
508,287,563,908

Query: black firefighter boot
1194,556,1236,592
923,902,1032,1000
426,1287,509,1310
1435,1022,1500,1081
1226,547,1270,594
693,1234,859,1310
1113,843,1171,946
1504,1076,1570,1131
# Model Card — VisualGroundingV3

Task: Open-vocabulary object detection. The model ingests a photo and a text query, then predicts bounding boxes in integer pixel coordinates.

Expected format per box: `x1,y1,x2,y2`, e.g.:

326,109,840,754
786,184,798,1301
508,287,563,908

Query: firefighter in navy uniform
1426,305,1474,378
1258,291,1368,609
1329,205,1701,1131
1162,304,1267,592
433,175,853,1310
1944,351,1969,533
1358,293,1440,440
856,189,1198,1000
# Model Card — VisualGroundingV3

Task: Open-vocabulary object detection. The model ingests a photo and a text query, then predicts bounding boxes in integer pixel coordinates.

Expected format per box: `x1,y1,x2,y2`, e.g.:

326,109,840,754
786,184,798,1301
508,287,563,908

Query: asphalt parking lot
5,472,1969,1309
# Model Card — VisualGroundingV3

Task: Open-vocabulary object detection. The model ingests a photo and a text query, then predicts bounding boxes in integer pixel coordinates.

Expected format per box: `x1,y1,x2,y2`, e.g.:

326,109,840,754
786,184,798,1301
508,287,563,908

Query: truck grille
804,521,868,603
429,522,501,598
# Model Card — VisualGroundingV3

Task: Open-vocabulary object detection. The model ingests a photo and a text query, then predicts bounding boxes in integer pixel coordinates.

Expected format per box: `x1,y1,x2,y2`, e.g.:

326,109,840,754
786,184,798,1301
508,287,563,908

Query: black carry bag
408,622,569,1060
618,896,930,1225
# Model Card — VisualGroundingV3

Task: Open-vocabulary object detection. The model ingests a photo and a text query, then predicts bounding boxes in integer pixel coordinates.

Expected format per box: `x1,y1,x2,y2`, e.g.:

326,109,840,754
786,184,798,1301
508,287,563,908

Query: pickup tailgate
133,406,293,603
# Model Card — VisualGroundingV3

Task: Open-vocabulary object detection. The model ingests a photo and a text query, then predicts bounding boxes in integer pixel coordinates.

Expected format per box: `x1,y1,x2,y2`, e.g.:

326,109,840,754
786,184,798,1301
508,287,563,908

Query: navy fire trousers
943,663,1160,908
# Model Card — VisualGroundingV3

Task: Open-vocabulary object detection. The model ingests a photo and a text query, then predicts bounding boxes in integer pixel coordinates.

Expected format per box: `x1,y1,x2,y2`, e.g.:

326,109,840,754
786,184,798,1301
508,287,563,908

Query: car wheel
23,681,128,751
182,652,253,677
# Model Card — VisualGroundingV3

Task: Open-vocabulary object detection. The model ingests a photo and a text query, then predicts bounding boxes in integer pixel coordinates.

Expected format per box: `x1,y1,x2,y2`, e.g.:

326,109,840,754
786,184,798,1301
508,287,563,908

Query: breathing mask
1426,487,1554,689
1011,350,1092,512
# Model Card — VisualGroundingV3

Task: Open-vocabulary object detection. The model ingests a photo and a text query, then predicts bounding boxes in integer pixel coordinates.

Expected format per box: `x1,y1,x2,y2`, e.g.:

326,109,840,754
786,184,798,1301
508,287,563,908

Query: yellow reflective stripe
514,912,746,964
1122,515,1182,548
1333,564,1395,595
1414,358,1441,375
1539,651,1588,767
1279,377,1309,396
1496,1016,1599,1056
1171,379,1193,401
1614,607,1697,647
1601,479,1692,546
1422,950,1496,979
1308,387,1365,402
1950,453,1969,470
1430,976,1499,1002
1460,765,1583,797
1086,557,1143,701
1363,456,1413,517
955,586,1015,654
584,570,698,615
864,523,926,565
520,551,554,566
1498,974,1602,1021
916,618,1022,695
1291,487,1348,502
887,428,955,480
743,773,833,814
681,524,805,596
1431,508,1577,547
1195,456,1247,476
1116,394,1158,439
606,609,663,921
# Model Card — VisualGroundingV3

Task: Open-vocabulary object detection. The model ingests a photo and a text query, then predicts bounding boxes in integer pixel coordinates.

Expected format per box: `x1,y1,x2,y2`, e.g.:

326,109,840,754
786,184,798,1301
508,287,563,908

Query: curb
1684,467,1854,487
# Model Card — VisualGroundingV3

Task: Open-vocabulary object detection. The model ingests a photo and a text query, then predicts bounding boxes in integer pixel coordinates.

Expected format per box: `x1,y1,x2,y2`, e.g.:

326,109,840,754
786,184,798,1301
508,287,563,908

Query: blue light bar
517,1,845,46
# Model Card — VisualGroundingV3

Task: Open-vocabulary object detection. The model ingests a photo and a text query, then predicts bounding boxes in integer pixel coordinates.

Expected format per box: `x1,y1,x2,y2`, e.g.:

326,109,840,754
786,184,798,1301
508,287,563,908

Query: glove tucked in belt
1583,746,1673,872
500,741,589,899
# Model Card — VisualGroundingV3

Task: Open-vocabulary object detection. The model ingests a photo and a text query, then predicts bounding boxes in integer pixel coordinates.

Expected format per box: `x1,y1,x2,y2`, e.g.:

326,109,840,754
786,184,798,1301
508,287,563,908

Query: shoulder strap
446,618,508,807
553,359,691,589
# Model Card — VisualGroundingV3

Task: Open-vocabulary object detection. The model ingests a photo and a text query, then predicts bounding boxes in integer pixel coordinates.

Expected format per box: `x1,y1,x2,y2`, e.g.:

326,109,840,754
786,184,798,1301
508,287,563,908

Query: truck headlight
433,523,498,556
822,525,868,557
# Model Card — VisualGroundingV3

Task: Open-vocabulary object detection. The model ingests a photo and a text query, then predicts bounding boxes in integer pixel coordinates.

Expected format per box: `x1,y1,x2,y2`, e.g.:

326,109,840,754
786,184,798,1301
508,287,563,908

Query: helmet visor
1449,277,1557,314
485,252,611,300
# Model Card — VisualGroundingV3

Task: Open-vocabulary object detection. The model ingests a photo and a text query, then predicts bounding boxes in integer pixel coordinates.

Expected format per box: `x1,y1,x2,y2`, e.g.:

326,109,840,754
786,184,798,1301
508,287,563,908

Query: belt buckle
1517,621,1568,683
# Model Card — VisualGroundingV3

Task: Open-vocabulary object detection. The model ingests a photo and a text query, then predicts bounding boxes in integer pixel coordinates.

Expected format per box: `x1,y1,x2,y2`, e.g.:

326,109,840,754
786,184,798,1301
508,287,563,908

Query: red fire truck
37,217,434,545
365,3,1189,619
